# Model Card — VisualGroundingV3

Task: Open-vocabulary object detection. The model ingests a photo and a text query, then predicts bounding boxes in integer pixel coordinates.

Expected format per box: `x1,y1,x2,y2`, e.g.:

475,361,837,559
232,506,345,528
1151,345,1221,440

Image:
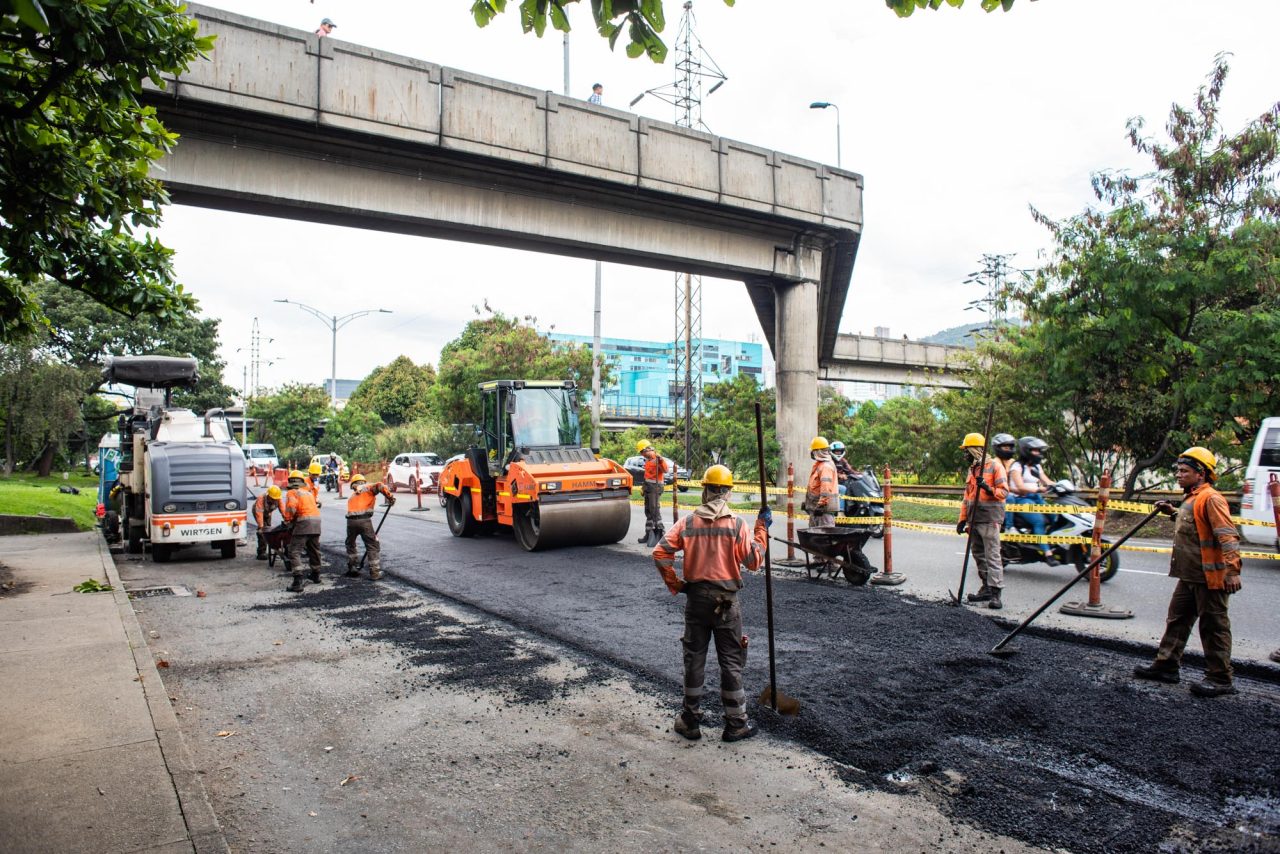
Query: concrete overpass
821,334,972,389
144,4,862,479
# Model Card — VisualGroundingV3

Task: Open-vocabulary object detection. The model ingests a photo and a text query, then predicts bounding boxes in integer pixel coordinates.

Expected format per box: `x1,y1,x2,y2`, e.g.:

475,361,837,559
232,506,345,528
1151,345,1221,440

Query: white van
241,443,279,471
1240,417,1280,549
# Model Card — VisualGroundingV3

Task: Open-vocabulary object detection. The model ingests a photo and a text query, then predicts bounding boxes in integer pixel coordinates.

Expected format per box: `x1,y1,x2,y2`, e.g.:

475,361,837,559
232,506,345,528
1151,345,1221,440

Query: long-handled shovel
949,405,995,606
989,506,1167,657
356,501,394,572
754,403,800,716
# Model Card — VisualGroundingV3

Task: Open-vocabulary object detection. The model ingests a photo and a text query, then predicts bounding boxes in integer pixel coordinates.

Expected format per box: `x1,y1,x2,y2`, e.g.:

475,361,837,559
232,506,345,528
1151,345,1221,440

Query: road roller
439,380,633,551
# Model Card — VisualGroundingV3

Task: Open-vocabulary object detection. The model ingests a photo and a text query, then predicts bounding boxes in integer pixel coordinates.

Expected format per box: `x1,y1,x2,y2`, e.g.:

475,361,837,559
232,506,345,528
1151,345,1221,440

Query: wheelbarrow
262,526,293,571
785,527,875,586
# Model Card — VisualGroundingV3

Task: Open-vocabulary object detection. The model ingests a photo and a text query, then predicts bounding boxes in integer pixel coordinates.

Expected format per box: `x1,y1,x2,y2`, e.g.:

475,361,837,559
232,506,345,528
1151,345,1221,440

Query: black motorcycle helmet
992,433,1016,461
1018,436,1048,463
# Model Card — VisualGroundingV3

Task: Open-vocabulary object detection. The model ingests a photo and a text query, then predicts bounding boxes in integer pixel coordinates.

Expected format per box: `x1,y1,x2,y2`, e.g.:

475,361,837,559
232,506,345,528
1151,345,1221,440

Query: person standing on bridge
588,83,603,105
1134,447,1242,698
636,440,667,546
281,471,323,592
253,485,282,561
344,474,394,580
957,432,1009,609
315,17,336,37
653,464,770,743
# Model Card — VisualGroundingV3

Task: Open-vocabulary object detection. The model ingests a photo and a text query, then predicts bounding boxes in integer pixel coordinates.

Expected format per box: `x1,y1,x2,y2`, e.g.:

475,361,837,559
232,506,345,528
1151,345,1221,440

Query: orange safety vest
806,459,838,513
1172,483,1241,590
643,453,667,483
653,512,766,594
960,458,1008,523
306,475,320,500
253,494,276,527
281,487,320,523
346,482,393,518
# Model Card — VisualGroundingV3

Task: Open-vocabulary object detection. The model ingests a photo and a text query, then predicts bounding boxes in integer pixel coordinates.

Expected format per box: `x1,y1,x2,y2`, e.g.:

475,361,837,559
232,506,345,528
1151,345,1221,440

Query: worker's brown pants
287,533,321,576
970,521,1004,589
681,584,748,728
1154,580,1234,684
345,516,380,572
643,481,664,532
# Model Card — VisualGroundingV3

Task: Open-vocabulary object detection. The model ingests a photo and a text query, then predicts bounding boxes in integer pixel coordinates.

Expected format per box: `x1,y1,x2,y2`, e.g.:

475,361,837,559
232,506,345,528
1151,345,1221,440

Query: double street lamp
809,101,842,169
274,299,392,407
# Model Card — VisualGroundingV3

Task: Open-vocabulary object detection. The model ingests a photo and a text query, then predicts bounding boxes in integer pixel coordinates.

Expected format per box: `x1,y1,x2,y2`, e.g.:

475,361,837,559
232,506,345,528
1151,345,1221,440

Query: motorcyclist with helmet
991,433,1017,528
829,440,857,504
1008,436,1059,565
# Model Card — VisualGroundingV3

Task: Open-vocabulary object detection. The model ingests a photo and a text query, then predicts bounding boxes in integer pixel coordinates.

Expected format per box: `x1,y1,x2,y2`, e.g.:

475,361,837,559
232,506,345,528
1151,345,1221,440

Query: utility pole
274,300,392,407
241,366,249,443
963,253,1021,339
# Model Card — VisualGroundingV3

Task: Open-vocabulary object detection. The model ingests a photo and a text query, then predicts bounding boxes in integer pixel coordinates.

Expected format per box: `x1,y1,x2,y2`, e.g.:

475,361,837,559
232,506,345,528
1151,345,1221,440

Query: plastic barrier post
1060,471,1132,619
410,460,429,512
870,465,906,586
1270,473,1280,538
775,462,805,567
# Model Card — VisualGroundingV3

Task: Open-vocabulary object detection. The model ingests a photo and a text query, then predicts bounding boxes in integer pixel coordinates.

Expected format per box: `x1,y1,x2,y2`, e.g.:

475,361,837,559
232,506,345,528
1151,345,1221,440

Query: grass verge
0,472,100,532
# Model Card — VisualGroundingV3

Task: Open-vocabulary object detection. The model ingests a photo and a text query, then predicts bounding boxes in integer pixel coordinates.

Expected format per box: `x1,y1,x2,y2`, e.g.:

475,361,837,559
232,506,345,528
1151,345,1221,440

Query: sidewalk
0,532,226,854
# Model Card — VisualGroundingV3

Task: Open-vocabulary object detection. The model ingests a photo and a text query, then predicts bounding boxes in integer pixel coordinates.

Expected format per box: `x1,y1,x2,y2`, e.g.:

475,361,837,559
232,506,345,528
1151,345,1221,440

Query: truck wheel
446,490,478,538
127,523,143,554
218,540,236,560
152,544,172,563
103,511,120,543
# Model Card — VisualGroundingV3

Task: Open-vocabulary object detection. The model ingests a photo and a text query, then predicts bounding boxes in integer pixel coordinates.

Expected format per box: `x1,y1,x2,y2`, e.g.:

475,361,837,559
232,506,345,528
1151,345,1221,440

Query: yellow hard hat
309,462,322,475
349,473,367,485
288,469,305,481
635,439,653,453
266,485,282,500
1177,446,1217,481
959,433,985,449
810,436,830,451
703,464,733,487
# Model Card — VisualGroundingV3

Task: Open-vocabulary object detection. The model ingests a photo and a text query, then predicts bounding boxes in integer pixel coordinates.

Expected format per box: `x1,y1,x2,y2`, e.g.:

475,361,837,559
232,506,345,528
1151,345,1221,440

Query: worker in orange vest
957,432,1010,609
306,462,323,500
280,470,323,592
636,439,668,546
344,474,395,580
253,485,282,560
1134,447,1243,697
653,464,770,744
805,436,839,528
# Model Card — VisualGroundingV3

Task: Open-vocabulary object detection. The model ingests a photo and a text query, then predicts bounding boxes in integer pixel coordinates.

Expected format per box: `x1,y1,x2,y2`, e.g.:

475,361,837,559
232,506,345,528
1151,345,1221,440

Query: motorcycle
1000,479,1119,582
322,465,339,492
841,466,886,539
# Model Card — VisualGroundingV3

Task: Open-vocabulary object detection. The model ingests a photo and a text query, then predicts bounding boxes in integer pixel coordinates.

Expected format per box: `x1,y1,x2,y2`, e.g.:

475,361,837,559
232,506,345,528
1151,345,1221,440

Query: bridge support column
774,280,819,491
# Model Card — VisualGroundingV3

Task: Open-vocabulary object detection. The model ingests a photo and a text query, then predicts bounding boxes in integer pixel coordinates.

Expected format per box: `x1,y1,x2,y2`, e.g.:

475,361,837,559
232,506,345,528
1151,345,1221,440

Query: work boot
286,576,305,593
1190,679,1238,698
637,528,653,544
1133,663,1180,684
343,568,361,578
966,585,993,603
255,553,267,561
1271,649,1280,664
673,711,702,741
308,568,322,584
987,588,1003,610
722,721,759,743
369,569,382,581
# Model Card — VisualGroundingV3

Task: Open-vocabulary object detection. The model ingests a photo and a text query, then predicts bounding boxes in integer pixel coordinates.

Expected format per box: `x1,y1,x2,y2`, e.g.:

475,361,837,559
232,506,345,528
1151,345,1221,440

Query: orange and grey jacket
346,482,394,519
252,494,277,528
305,475,320,500
643,453,667,484
652,511,767,594
805,459,839,514
281,487,321,536
960,458,1008,525
1170,483,1241,590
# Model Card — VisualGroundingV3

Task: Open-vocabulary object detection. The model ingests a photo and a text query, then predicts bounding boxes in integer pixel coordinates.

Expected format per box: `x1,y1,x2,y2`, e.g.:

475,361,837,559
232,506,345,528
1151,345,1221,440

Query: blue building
548,333,764,421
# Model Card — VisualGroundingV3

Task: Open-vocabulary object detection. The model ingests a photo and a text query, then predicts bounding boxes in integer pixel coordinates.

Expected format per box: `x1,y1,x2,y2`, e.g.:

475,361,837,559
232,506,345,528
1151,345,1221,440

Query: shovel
950,404,995,606
754,403,800,716
356,502,394,572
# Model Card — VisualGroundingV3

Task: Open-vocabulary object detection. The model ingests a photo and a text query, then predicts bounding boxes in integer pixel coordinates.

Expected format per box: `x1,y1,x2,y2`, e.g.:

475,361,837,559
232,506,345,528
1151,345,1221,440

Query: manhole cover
127,585,192,599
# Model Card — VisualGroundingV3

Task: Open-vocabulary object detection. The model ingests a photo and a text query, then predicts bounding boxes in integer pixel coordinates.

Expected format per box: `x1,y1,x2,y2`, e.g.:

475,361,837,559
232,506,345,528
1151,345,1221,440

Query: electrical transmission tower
630,1,727,472
963,253,1019,336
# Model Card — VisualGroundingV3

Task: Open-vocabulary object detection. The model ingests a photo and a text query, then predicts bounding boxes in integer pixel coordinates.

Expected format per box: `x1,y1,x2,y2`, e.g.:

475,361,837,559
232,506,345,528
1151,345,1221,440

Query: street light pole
274,300,392,407
809,101,841,169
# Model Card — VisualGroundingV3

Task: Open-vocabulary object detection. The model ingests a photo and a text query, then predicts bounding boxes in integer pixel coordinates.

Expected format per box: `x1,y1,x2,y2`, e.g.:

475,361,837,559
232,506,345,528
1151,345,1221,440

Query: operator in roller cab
636,439,668,547
652,465,770,743
1134,447,1243,698
253,486,282,560
281,470,323,592
344,474,395,580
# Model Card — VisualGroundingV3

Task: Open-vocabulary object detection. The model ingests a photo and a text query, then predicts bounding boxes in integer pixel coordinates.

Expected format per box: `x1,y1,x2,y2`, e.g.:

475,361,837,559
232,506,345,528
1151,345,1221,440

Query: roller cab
440,380,632,551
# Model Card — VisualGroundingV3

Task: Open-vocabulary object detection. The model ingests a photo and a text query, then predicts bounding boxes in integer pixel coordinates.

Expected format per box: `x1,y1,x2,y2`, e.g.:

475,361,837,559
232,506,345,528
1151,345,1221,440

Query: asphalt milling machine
101,355,247,562
440,380,632,551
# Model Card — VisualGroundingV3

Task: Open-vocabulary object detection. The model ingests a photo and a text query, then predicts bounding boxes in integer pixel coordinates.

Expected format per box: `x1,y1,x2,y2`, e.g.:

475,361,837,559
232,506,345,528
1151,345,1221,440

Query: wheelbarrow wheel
841,548,874,586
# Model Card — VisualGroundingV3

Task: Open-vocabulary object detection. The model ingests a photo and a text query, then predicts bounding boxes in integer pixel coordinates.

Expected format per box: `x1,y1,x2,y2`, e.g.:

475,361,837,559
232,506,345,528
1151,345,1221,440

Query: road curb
99,537,230,854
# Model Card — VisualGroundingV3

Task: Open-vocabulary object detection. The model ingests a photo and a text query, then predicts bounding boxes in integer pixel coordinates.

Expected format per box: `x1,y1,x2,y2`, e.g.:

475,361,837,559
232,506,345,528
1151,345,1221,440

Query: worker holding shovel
957,432,1010,609
653,464,770,743
343,474,395,580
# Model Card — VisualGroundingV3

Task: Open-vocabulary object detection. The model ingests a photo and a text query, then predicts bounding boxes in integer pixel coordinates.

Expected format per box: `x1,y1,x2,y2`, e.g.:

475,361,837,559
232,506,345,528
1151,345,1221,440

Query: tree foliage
349,356,437,427
321,403,385,462
247,384,329,452
699,373,776,482
885,0,1020,17
0,340,89,474
431,307,600,425
993,56,1280,495
0,0,213,342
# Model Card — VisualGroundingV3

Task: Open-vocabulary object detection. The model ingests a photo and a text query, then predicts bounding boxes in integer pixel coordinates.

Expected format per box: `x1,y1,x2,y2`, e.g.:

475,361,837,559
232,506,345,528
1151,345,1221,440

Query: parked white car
1240,417,1280,549
387,452,445,494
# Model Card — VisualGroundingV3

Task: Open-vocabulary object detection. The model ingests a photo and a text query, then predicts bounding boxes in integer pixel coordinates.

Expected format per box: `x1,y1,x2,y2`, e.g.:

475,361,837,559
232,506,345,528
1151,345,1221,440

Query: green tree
0,341,91,475
699,373,776,482
247,384,330,452
0,0,213,341
886,0,1021,17
996,56,1280,495
322,403,385,462
349,356,437,426
372,419,479,462
432,307,600,425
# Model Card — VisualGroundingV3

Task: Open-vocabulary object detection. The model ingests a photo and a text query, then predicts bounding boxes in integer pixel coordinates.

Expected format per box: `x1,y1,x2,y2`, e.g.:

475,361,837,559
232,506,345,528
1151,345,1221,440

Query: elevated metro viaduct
146,4,863,478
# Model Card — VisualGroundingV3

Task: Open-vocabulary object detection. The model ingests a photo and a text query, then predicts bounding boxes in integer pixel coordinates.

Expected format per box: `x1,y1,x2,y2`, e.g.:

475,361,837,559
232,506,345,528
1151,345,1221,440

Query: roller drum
513,497,631,551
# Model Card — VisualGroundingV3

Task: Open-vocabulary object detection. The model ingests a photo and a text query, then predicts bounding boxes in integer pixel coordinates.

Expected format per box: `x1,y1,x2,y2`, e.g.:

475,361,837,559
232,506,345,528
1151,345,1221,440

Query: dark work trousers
287,533,321,577
1154,580,1234,684
970,520,1004,589
682,584,748,728
345,516,381,573
255,530,268,558
643,481,665,533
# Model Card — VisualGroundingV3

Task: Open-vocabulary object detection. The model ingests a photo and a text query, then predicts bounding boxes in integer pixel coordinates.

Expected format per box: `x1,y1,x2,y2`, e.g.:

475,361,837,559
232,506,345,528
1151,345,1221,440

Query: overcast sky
159,1,1280,395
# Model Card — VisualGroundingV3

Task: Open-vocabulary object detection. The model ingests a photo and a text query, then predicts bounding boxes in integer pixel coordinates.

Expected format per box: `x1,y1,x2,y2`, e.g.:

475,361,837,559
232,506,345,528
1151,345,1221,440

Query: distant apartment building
548,333,764,421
